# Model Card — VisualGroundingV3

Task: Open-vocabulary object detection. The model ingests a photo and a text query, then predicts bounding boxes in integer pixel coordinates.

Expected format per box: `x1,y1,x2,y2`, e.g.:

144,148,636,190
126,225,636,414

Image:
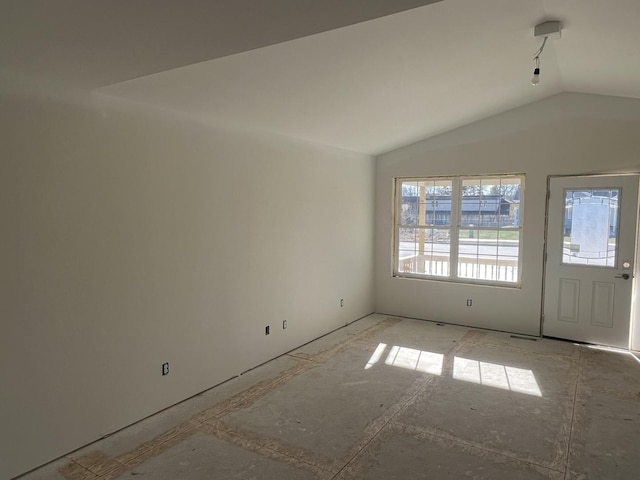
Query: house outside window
395,175,524,286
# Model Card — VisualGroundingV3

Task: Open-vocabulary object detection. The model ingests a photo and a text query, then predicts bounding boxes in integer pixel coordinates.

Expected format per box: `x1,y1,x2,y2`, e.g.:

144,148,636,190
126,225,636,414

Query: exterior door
543,175,639,348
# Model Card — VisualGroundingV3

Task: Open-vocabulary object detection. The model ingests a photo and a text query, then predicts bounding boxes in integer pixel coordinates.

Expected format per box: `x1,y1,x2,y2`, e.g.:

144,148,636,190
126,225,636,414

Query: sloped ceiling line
4,0,640,155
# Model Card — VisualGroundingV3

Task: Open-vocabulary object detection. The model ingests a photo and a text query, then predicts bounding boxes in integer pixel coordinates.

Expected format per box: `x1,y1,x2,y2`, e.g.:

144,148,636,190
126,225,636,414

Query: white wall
0,92,375,479
375,93,640,336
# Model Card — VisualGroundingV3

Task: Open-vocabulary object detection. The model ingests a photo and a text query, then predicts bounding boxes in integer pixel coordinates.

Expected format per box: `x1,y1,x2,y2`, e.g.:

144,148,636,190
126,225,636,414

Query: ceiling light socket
534,20,562,39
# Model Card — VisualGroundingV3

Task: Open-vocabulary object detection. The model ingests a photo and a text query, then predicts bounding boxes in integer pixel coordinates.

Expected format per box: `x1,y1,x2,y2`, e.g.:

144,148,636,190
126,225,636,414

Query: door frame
541,173,640,350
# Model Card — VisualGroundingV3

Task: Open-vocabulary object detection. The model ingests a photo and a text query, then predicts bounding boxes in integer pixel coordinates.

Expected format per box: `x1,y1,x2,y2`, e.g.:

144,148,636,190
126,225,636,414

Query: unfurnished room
2,1,640,479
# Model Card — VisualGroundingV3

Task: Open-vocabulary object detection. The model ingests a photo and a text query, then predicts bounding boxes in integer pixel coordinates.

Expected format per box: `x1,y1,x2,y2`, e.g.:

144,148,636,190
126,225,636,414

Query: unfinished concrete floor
18,314,640,480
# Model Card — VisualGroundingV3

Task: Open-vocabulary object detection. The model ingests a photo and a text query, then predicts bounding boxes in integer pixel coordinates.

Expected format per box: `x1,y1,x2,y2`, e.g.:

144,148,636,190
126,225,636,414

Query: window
395,175,524,285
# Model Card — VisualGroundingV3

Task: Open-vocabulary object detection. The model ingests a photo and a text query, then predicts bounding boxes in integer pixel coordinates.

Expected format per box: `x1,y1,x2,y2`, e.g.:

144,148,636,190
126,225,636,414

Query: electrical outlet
340,298,344,307
265,325,270,335
162,362,169,376
466,299,473,307
282,320,287,329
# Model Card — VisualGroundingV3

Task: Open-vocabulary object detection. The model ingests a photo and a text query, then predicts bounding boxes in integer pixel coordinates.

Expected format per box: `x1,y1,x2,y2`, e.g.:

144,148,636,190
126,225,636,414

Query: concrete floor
18,314,640,480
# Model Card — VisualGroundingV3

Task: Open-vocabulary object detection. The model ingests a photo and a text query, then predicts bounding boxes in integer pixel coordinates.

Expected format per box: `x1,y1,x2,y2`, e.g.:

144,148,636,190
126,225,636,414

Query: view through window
395,175,524,285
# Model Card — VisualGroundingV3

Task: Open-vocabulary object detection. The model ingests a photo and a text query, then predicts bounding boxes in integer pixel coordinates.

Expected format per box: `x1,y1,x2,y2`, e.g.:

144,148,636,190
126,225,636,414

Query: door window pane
562,189,619,267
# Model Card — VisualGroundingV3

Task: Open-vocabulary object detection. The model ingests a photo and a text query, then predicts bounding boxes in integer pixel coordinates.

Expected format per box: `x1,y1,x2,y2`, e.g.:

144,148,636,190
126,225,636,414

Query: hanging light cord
533,36,548,68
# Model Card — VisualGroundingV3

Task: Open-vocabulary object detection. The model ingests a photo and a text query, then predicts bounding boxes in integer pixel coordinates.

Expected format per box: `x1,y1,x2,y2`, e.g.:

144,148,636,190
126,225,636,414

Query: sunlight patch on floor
453,356,542,397
385,345,444,375
364,343,443,375
364,343,543,397
365,343,387,370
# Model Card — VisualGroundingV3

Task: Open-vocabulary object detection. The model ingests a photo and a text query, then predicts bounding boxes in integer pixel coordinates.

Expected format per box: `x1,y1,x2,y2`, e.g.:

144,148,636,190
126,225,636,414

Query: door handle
615,273,631,280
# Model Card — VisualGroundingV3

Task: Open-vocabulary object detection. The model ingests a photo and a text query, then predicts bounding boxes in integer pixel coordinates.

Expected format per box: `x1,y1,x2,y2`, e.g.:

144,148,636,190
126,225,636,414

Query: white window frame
393,174,524,287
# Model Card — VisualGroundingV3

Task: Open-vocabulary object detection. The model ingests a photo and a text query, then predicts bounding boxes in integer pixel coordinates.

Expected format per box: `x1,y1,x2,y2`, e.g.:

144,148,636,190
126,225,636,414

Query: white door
543,175,639,348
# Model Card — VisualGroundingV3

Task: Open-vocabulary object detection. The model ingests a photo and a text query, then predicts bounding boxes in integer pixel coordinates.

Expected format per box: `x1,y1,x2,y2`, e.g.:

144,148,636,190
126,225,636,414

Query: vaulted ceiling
3,0,640,155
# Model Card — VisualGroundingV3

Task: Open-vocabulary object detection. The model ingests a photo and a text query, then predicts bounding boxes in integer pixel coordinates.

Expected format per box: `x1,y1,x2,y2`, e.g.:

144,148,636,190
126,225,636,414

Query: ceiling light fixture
531,37,546,85
531,20,562,86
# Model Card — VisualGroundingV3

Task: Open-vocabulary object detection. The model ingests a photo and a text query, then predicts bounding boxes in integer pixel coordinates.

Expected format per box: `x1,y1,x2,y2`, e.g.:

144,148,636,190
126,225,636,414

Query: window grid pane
461,177,521,228
397,226,451,277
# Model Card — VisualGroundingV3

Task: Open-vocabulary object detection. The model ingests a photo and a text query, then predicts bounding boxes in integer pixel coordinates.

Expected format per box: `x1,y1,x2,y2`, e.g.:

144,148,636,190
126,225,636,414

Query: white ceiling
0,0,441,89
4,0,640,155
